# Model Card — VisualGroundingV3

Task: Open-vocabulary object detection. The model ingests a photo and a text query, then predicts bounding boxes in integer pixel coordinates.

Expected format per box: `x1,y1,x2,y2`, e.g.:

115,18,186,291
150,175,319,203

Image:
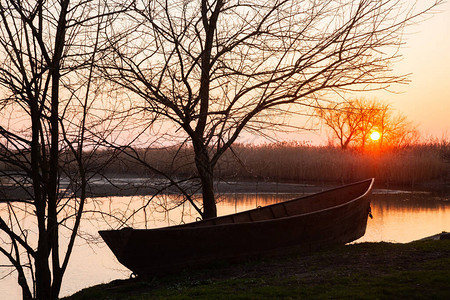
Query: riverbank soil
67,239,450,299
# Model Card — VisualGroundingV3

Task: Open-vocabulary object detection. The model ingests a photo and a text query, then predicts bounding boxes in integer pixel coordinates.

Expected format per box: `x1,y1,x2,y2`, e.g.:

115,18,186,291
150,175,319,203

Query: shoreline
1,176,447,201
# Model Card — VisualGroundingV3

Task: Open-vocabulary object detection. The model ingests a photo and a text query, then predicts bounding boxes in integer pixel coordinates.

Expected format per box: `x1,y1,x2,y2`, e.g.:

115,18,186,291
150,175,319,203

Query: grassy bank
67,239,450,299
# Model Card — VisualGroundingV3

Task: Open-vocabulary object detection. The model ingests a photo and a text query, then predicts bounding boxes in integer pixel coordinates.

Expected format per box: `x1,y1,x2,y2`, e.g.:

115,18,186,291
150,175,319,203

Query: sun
370,131,381,141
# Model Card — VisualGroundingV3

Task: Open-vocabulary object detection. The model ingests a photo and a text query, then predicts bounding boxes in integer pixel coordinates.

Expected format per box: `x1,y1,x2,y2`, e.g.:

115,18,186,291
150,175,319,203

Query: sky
292,1,450,145
1,1,448,147
380,0,450,140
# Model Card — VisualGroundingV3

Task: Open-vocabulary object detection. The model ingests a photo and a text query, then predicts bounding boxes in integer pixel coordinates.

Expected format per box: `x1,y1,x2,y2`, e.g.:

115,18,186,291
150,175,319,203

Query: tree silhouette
100,0,441,219
0,1,120,298
317,98,418,150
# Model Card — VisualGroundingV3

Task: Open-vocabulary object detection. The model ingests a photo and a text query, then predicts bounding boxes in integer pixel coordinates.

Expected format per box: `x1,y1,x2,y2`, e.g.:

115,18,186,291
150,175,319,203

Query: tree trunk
199,168,217,219
31,99,52,300
190,0,223,220
35,250,51,300
193,143,217,219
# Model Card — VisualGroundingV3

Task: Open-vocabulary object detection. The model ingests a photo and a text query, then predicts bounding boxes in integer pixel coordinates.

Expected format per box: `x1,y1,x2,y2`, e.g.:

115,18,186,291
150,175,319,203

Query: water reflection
218,193,450,243
0,191,449,299
359,193,450,243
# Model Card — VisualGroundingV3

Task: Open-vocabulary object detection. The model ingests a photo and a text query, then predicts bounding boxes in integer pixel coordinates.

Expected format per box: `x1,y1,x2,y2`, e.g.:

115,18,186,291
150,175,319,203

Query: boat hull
100,179,374,276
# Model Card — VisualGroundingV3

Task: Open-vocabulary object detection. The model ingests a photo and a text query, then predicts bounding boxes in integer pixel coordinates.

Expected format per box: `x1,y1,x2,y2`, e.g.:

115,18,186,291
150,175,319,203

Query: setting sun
370,131,381,141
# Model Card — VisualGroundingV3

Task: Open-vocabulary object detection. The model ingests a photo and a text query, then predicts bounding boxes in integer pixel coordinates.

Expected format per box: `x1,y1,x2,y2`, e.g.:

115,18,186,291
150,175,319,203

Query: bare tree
372,102,419,149
317,98,419,150
316,101,363,150
100,0,442,219
0,1,120,298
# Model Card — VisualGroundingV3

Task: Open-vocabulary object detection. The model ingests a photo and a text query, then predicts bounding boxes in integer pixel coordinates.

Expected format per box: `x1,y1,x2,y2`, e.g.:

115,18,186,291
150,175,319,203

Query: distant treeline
1,141,448,189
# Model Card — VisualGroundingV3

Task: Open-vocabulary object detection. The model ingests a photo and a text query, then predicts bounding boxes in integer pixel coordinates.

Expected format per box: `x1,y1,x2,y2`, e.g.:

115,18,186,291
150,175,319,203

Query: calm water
1,190,449,299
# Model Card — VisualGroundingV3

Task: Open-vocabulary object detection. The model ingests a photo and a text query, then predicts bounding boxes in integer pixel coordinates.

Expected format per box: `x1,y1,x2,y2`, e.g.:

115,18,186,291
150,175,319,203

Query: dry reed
218,142,448,188
1,141,448,188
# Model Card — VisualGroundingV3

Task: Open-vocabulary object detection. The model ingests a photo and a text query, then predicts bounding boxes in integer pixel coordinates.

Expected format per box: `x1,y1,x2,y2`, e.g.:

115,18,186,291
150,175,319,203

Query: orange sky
379,0,450,140
1,1,447,146
289,1,450,145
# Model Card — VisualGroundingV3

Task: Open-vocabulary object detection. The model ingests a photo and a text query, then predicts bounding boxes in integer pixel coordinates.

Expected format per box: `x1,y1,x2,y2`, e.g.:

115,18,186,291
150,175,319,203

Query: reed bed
95,141,448,188
219,142,448,188
1,141,448,188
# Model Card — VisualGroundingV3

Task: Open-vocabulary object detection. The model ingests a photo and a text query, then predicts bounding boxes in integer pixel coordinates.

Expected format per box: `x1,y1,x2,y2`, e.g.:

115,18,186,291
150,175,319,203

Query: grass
2,141,448,189
218,142,449,188
51,140,448,189
118,141,449,187
66,239,450,299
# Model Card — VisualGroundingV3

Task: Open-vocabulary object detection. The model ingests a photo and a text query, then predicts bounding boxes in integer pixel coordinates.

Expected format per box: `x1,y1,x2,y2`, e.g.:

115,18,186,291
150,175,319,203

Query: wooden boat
99,178,374,276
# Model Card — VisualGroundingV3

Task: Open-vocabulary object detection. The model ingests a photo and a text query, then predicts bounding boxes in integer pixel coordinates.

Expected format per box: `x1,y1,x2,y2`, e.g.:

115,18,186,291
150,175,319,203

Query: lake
1,188,449,299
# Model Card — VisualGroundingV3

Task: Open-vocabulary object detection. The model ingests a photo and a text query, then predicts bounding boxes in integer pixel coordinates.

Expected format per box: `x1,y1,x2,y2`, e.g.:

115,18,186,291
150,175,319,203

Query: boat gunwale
99,178,374,234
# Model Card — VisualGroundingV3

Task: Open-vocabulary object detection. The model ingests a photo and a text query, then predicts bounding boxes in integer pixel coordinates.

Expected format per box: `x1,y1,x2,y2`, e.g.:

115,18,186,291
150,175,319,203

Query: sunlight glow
370,131,381,141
